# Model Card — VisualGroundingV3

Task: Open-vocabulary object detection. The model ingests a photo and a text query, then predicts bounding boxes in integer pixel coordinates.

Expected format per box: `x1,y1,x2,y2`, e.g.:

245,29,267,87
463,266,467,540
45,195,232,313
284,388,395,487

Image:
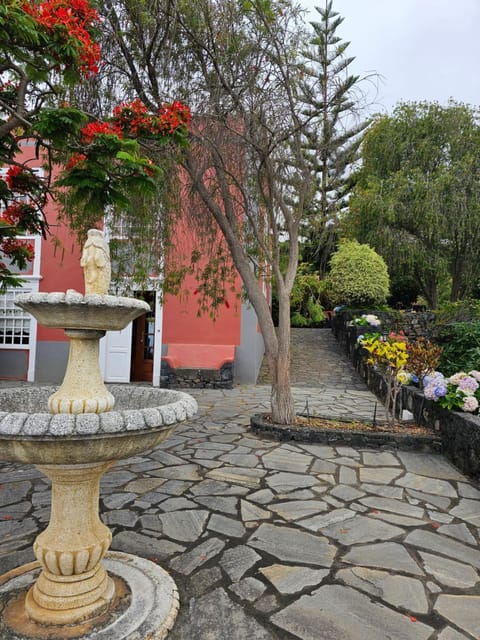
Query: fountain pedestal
26,462,115,624
48,329,114,414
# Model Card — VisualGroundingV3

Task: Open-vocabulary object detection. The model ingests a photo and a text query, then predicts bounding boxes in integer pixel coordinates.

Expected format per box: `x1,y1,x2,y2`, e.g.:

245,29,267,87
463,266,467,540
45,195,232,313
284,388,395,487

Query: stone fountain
0,229,197,639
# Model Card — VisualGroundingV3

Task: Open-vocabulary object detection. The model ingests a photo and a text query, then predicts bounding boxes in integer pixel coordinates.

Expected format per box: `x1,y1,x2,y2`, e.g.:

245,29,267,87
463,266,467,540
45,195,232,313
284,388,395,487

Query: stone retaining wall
250,414,441,452
160,362,233,389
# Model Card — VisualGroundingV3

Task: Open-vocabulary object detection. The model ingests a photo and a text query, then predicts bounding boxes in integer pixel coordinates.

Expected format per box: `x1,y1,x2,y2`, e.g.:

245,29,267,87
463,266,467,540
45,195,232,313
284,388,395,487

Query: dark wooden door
131,293,155,381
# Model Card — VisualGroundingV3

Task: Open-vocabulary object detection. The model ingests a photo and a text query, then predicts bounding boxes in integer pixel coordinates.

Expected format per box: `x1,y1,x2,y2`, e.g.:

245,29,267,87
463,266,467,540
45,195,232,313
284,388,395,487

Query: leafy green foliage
35,108,90,146
437,322,480,376
434,298,480,329
271,263,328,327
348,101,480,308
328,240,389,307
289,266,325,327
58,138,160,220
388,274,421,309
0,0,101,288
1,1,191,291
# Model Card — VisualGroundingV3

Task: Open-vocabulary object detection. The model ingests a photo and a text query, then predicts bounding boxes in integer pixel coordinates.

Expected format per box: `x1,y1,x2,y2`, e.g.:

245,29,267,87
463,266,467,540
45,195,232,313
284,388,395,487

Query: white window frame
0,167,44,380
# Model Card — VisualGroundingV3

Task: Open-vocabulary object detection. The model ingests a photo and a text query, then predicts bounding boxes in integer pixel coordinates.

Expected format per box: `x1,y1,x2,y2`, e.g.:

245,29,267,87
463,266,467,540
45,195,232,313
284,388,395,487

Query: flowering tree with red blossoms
0,0,190,290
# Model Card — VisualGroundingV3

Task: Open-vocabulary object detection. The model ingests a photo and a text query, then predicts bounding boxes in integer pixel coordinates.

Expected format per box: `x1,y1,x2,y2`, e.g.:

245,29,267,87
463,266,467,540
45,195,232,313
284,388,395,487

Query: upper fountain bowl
15,290,150,332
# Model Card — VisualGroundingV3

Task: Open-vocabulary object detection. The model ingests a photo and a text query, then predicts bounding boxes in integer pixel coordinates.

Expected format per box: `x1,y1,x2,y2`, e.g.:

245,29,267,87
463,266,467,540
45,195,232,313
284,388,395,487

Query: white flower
449,372,468,386
397,370,411,384
364,314,381,327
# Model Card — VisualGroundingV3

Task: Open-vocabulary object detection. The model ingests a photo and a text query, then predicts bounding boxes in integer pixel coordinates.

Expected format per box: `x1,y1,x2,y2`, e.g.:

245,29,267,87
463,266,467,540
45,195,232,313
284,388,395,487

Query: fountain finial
80,228,111,296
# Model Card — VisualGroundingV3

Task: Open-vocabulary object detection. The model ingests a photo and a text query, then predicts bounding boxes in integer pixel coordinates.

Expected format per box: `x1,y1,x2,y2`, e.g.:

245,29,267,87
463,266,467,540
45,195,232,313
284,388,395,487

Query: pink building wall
2,141,262,384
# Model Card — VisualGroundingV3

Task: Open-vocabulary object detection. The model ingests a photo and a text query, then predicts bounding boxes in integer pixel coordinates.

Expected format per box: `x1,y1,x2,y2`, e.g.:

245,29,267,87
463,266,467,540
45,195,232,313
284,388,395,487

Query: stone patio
1,330,479,639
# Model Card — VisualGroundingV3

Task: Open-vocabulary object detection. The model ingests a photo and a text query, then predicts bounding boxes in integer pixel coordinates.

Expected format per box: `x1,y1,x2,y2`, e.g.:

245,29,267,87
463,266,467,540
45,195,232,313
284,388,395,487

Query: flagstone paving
1,330,480,638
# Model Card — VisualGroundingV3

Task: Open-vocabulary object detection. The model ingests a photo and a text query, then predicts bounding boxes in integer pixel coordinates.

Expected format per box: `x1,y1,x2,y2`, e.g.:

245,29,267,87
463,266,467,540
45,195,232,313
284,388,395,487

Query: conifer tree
300,0,370,275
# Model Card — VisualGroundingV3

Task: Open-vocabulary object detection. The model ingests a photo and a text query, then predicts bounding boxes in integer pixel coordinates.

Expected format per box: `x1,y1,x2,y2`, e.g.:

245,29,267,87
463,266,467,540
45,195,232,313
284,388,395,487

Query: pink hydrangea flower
462,395,479,413
457,376,479,395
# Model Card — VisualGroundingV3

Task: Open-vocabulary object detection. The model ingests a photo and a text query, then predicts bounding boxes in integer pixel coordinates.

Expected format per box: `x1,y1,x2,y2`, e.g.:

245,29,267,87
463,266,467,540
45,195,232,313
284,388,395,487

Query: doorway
131,292,156,382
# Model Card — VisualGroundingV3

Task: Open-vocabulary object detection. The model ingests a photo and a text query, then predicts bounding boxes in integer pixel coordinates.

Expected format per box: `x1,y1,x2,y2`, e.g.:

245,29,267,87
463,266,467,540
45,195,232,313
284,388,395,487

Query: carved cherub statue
80,229,111,295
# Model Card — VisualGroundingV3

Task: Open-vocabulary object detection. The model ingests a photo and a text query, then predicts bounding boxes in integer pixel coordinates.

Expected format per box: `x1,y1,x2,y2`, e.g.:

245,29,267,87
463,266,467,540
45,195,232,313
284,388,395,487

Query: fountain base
25,565,116,626
0,552,179,639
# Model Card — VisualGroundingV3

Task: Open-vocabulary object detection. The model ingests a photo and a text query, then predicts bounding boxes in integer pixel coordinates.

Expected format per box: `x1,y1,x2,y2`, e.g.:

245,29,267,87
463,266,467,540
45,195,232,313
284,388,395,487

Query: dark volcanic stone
250,414,442,452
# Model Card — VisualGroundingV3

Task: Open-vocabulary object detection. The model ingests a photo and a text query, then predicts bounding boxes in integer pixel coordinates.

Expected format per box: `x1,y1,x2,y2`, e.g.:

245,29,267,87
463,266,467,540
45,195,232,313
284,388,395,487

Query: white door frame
100,287,163,385
152,291,163,387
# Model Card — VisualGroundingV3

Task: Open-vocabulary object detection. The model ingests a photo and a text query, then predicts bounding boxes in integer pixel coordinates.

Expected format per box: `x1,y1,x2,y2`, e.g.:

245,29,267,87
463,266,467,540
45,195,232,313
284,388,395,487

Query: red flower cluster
76,100,191,151
22,0,101,77
5,166,23,190
4,166,39,193
80,121,122,144
0,203,33,227
112,99,152,137
112,99,192,138
65,153,87,170
157,101,192,135
1,238,34,260
388,330,408,342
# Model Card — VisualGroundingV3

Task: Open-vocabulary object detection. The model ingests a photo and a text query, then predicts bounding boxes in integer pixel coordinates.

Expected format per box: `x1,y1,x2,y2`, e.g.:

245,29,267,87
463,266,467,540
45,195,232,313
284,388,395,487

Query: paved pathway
258,327,368,389
1,331,480,638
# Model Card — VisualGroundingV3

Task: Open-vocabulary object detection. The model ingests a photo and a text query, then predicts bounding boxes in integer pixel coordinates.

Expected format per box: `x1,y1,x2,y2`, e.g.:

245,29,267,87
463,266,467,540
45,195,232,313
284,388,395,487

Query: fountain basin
0,386,197,464
15,291,150,331
0,385,197,632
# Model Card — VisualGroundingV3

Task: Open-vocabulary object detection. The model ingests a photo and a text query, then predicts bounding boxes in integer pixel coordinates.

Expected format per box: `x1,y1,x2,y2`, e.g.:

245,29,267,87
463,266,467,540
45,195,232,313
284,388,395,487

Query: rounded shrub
328,240,390,307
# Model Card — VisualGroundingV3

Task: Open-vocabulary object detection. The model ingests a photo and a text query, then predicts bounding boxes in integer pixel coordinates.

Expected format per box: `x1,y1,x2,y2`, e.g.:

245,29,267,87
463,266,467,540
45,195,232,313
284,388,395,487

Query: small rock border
250,413,442,452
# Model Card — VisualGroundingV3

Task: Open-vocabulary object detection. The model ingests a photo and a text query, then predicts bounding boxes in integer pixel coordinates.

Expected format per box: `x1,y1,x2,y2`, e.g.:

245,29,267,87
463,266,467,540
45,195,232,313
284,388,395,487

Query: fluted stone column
25,462,115,624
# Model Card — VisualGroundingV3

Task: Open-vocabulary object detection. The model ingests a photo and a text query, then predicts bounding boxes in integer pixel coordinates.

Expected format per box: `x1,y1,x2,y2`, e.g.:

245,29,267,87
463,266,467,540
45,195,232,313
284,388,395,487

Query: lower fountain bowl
0,385,198,465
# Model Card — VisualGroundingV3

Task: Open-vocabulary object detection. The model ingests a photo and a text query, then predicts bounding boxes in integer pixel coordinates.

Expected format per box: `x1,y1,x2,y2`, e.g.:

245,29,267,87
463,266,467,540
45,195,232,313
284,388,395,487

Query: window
103,210,163,286
0,288,31,345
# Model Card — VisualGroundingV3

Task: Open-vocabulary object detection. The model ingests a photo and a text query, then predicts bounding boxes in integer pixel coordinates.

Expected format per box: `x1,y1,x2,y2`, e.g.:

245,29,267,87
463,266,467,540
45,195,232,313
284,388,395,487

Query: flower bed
332,310,436,348
343,333,480,479
332,312,480,480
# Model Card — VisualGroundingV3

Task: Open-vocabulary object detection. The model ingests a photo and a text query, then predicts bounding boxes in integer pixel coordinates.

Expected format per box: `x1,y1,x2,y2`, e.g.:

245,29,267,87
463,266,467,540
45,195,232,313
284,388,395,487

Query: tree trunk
450,258,465,302
419,274,437,309
269,289,295,424
270,350,295,424
181,151,300,425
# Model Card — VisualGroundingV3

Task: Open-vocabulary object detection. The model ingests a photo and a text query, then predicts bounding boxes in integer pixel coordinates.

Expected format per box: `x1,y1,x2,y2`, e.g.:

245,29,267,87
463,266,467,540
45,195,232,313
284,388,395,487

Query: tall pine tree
300,0,370,275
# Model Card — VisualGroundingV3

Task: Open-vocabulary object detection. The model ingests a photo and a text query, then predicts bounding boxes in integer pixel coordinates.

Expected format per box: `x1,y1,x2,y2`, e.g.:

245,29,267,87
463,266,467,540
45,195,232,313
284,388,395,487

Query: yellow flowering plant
360,334,409,427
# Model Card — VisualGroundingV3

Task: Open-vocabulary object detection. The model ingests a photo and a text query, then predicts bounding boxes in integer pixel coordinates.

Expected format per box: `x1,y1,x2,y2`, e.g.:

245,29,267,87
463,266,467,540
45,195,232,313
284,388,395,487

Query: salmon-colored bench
161,344,235,370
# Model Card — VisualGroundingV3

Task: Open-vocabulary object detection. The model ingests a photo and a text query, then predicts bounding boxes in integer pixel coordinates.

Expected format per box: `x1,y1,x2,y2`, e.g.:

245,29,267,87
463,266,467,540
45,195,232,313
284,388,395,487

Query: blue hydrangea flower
434,385,447,398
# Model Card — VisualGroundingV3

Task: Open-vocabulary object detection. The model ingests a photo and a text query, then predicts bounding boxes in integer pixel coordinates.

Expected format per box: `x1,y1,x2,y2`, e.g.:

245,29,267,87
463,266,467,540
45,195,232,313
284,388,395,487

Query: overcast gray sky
301,0,480,113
